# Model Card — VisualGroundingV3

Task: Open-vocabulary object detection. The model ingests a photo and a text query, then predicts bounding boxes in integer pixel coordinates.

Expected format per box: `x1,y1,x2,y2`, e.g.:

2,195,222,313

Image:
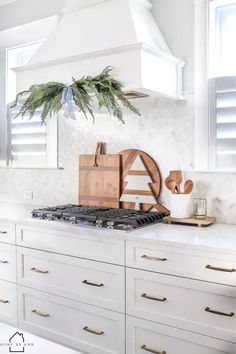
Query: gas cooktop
31,205,166,231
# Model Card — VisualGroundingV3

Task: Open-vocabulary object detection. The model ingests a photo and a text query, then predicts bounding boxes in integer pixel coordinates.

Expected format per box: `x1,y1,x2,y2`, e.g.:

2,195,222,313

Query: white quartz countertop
0,203,236,253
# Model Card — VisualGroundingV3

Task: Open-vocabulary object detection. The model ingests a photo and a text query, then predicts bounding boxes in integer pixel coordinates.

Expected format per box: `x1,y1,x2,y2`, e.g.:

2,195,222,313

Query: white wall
0,0,235,224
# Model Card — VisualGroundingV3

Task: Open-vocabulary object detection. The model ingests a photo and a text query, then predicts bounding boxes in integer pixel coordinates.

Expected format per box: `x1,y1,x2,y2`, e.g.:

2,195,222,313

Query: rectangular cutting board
79,154,121,208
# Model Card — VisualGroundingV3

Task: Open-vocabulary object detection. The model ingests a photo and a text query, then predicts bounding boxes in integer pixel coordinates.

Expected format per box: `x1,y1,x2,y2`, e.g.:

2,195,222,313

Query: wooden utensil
79,142,121,208
165,177,177,194
184,180,194,194
169,170,182,193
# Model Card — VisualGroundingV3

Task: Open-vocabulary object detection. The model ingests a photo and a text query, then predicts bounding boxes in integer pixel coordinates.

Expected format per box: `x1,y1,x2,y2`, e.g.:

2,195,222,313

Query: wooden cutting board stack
79,143,169,213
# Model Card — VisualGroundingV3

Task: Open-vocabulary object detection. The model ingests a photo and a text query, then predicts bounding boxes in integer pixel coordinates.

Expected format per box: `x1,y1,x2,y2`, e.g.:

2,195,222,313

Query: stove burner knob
107,221,114,229
69,217,76,224
96,220,103,228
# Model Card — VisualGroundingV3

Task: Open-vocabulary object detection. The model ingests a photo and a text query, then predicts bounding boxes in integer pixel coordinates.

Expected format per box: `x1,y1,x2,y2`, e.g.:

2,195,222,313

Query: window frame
194,0,236,172
0,16,60,169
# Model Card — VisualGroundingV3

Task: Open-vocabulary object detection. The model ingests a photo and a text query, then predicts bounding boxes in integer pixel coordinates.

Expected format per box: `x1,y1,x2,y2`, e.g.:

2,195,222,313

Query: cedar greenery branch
13,67,141,123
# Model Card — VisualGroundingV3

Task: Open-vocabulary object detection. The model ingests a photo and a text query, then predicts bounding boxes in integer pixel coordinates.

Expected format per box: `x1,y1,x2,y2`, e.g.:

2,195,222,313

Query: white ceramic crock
170,193,192,218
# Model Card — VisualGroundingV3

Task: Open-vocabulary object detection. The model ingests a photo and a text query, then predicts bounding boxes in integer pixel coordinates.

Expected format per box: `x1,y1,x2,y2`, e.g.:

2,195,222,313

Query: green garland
13,67,141,123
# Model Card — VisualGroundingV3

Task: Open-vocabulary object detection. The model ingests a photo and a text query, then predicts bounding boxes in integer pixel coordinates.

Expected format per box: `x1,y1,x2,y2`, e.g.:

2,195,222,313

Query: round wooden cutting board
119,149,169,214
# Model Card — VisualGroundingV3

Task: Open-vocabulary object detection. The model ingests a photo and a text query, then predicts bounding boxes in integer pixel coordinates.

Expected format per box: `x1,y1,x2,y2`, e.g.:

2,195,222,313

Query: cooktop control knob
107,221,114,229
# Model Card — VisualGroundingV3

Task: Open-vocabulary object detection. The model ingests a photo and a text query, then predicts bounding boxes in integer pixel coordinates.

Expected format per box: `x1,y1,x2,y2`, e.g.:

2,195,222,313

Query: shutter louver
9,106,47,166
210,76,236,169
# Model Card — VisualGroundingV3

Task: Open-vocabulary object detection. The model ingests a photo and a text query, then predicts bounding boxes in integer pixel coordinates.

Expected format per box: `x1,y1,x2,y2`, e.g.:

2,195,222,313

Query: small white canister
170,193,192,219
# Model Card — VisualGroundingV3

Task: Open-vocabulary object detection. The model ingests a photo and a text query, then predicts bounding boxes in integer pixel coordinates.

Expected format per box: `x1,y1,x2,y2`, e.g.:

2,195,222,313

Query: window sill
186,169,236,175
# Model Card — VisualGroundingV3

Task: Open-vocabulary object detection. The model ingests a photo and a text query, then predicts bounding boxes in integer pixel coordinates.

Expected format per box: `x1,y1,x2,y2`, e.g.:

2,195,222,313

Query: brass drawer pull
0,299,9,304
0,260,8,264
31,267,49,274
32,310,50,317
141,255,167,262
141,344,166,354
205,307,234,317
141,293,167,302
83,326,104,336
82,280,104,287
205,265,235,273
0,231,7,234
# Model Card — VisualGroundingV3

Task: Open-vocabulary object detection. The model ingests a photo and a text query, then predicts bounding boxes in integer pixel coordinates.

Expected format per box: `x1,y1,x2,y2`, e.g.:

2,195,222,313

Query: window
7,43,57,167
209,0,236,169
0,17,58,168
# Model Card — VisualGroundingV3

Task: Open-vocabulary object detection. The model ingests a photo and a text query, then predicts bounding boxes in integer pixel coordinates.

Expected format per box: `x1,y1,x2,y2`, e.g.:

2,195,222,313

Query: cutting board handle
94,142,105,167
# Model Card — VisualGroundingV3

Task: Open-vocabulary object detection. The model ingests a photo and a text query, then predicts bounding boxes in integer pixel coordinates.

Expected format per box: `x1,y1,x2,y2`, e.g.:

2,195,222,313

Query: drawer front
0,243,16,282
17,247,125,312
18,286,125,354
0,223,15,245
17,225,124,265
126,268,236,343
126,316,235,354
0,280,17,326
126,241,236,286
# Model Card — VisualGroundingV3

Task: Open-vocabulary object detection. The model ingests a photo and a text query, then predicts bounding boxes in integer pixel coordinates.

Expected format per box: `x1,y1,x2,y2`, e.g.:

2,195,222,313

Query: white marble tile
0,93,235,224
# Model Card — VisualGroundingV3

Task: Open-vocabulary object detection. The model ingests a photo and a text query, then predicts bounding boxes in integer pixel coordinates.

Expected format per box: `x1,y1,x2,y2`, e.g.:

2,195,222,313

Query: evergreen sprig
13,67,141,123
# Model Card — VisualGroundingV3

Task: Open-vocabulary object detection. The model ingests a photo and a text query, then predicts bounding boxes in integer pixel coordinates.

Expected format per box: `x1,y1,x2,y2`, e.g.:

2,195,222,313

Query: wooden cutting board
119,149,169,214
79,145,121,208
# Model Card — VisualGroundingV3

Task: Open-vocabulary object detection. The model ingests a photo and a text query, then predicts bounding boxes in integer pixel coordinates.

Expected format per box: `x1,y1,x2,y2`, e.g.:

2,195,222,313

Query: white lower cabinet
0,243,16,282
18,286,125,354
0,280,17,326
17,247,125,312
126,268,236,343
126,316,235,354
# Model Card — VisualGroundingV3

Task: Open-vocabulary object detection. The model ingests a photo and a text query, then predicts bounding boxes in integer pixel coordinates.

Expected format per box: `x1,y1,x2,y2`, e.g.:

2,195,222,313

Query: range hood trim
14,42,185,74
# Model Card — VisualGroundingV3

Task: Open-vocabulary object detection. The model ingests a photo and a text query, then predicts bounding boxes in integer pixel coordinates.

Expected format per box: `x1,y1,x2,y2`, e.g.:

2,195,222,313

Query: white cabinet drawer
126,268,236,343
18,286,125,354
126,316,235,354
126,241,236,286
17,247,125,312
17,224,124,265
0,223,15,245
0,280,17,326
0,243,16,282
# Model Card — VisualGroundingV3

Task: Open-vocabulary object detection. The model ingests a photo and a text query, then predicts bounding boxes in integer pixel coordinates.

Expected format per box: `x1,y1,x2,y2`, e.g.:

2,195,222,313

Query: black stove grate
32,205,166,230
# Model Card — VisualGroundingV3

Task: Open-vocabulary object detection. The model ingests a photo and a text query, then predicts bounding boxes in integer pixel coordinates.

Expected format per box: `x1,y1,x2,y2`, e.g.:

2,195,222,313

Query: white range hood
16,0,185,99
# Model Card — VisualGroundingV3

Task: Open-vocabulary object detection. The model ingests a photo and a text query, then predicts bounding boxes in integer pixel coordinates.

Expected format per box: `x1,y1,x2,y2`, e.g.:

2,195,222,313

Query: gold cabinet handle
141,293,167,302
83,326,104,336
82,280,104,287
0,231,7,234
0,299,9,304
141,255,167,262
205,265,235,273
32,310,50,317
0,260,8,264
205,307,235,317
141,344,166,354
31,267,49,274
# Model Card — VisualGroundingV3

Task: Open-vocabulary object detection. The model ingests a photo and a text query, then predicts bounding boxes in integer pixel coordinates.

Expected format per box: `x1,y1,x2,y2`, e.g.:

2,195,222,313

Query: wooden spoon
169,170,182,193
184,180,194,194
165,177,177,194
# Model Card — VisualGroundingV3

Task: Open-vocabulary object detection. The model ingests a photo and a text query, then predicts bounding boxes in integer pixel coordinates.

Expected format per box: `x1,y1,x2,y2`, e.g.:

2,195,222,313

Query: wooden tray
163,216,216,227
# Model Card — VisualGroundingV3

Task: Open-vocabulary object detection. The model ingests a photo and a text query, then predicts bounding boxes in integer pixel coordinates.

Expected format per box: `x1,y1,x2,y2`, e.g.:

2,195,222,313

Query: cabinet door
0,243,16,282
126,268,236,343
126,241,236,286
0,223,15,245
18,286,125,354
126,316,235,354
0,280,17,326
17,247,125,312
17,224,124,265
